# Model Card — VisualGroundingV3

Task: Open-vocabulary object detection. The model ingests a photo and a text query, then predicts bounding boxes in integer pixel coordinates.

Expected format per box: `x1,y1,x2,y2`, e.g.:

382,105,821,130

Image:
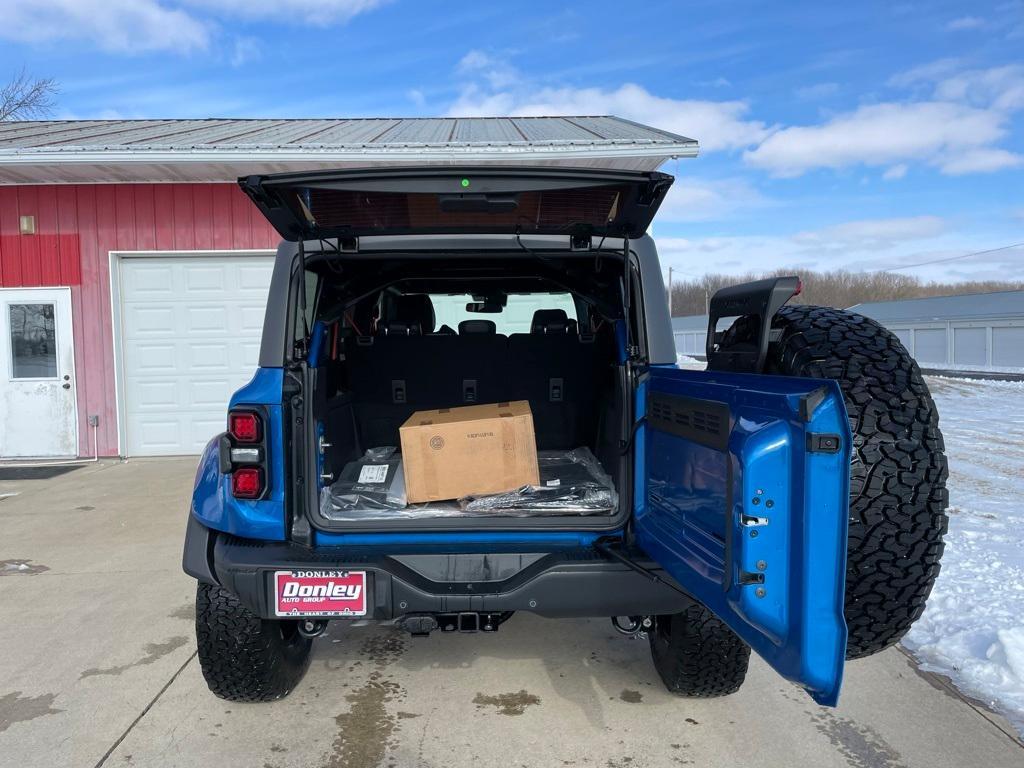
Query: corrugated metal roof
0,116,696,184
0,116,695,151
849,290,1024,323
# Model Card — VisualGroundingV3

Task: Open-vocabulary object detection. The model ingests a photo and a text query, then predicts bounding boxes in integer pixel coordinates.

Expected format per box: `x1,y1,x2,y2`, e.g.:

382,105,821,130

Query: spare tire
756,305,949,658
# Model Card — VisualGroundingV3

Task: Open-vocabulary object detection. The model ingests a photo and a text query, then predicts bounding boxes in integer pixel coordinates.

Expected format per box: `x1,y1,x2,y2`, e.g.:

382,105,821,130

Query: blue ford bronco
183,167,948,705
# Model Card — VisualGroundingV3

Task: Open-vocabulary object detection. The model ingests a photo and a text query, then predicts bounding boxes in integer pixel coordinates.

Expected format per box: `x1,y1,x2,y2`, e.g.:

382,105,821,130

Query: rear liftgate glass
239,166,672,242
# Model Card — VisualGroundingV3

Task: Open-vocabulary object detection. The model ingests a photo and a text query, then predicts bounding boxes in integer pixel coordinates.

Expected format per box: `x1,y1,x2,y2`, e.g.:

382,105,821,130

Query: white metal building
849,291,1024,370
672,290,1024,371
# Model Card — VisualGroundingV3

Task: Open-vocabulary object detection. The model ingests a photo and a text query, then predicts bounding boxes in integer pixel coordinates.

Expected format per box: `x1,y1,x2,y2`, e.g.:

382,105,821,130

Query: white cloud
656,178,769,222
941,147,1024,174
182,0,389,25
0,0,209,53
697,77,732,88
447,71,772,153
456,50,520,90
883,164,908,180
887,58,964,89
0,0,388,55
932,65,1024,111
230,36,261,67
407,88,426,108
947,16,985,30
744,101,1010,177
655,220,1017,282
792,215,947,250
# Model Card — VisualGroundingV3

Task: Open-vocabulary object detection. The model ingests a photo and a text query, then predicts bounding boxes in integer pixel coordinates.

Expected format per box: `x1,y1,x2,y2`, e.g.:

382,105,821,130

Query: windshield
429,293,577,335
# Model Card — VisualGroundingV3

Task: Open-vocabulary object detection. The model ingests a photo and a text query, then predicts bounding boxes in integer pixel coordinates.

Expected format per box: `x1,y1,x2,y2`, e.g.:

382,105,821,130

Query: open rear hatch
239,166,673,241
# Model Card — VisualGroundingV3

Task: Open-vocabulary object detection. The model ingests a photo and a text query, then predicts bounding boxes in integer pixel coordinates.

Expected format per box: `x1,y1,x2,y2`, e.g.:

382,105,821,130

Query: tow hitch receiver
396,612,511,636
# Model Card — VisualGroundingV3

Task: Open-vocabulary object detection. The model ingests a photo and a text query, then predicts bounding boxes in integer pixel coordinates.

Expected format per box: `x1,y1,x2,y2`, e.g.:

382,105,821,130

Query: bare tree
1,68,58,121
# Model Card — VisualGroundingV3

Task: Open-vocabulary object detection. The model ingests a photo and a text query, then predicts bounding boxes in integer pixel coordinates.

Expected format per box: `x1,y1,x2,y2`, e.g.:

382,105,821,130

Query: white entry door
0,288,78,458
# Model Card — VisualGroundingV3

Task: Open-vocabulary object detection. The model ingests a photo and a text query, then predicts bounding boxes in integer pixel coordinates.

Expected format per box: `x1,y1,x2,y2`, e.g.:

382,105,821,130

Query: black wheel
195,583,312,702
763,305,949,659
648,596,751,697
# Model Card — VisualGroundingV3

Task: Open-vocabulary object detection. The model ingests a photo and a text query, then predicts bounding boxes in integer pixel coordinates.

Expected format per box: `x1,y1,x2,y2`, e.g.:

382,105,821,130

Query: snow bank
675,354,704,369
903,376,1024,734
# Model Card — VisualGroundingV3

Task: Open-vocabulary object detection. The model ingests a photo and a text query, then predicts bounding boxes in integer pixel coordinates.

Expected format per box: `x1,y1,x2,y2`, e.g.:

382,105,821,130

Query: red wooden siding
0,183,278,456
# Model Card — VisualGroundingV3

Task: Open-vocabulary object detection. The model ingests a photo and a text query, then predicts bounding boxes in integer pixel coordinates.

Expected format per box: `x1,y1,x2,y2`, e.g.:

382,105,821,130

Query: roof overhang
0,143,698,184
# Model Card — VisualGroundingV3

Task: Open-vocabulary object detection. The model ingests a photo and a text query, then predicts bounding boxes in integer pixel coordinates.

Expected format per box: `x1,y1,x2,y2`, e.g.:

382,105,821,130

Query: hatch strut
594,537,690,599
295,239,310,359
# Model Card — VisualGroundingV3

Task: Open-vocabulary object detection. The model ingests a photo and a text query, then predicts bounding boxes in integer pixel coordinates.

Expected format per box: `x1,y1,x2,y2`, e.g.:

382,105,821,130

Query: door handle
62,382,71,390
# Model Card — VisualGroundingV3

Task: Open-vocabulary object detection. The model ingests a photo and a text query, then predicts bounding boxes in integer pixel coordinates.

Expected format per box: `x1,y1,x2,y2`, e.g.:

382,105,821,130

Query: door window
9,303,58,379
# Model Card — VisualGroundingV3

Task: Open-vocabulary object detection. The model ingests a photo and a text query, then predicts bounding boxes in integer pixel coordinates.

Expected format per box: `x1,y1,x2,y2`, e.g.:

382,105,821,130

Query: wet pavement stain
0,690,62,732
80,636,189,678
169,604,194,621
323,676,402,768
75,505,95,511
619,689,643,703
0,559,49,576
360,632,406,669
811,711,909,768
472,690,541,716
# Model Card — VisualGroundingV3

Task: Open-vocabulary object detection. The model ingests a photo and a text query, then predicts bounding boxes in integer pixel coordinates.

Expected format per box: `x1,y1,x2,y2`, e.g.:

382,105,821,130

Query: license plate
273,570,367,617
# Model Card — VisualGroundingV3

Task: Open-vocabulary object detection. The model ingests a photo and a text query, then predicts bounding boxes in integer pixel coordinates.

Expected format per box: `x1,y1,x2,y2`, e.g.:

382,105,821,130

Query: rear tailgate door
637,366,851,705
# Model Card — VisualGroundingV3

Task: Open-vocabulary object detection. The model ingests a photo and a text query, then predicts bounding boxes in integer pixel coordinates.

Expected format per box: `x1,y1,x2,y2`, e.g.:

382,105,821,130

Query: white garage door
119,255,275,456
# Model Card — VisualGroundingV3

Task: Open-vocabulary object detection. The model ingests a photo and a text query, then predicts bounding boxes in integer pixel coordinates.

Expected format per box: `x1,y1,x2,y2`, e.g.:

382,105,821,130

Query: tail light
226,408,268,499
231,467,264,499
229,411,261,442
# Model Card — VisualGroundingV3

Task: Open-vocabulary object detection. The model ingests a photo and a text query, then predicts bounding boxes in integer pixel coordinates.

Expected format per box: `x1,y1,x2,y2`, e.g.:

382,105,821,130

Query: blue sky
1,0,1022,282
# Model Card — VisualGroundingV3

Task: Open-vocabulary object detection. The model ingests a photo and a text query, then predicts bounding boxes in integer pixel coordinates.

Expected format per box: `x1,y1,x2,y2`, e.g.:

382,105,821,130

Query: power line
867,241,1024,272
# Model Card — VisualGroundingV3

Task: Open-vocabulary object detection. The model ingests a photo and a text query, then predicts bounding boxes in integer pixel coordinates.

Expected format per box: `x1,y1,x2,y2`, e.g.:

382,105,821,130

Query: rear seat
508,309,598,448
452,320,508,405
346,295,449,445
346,300,599,449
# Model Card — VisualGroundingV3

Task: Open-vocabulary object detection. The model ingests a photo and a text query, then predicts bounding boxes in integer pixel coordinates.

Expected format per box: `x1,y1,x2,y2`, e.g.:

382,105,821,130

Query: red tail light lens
231,467,264,499
229,411,261,443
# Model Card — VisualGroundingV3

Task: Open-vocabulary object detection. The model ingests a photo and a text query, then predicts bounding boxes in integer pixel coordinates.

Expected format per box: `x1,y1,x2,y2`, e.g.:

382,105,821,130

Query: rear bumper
183,514,688,620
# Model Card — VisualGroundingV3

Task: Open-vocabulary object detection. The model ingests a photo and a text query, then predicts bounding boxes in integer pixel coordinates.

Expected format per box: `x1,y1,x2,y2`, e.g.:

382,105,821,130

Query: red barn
0,117,694,458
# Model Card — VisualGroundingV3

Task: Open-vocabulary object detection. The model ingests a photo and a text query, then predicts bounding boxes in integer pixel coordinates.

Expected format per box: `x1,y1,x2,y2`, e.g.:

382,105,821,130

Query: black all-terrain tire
764,305,949,659
649,596,751,697
195,583,312,702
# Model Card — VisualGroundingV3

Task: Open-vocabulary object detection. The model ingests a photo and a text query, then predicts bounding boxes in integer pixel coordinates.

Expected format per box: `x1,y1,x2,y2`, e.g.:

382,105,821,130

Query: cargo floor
319,447,618,521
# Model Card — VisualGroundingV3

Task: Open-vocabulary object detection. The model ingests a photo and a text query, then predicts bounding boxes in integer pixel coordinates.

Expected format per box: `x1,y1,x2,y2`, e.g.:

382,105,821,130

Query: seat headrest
384,322,419,335
387,294,435,335
458,319,497,335
531,308,574,334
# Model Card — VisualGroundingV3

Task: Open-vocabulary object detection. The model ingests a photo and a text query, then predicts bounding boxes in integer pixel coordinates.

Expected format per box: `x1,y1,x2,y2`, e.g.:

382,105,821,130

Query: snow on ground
903,376,1024,735
676,354,704,368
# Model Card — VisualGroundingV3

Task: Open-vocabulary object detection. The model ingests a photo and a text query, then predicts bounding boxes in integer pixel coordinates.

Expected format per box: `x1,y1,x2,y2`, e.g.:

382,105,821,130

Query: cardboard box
399,401,540,503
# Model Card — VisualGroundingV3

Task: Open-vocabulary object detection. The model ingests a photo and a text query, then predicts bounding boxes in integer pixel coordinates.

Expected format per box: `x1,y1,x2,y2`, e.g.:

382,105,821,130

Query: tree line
668,269,1024,317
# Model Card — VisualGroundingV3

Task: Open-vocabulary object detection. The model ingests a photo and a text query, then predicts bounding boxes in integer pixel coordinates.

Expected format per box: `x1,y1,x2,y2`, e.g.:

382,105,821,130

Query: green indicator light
460,178,470,188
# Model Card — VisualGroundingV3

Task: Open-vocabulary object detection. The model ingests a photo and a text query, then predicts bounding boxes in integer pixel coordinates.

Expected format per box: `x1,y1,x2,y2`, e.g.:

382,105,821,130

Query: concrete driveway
1,459,1021,768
